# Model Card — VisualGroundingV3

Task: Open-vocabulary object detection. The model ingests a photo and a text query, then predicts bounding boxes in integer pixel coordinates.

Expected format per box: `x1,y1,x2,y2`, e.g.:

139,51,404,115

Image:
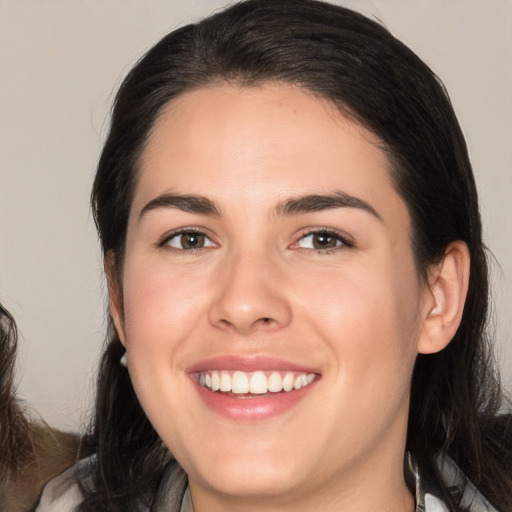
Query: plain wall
0,0,511,432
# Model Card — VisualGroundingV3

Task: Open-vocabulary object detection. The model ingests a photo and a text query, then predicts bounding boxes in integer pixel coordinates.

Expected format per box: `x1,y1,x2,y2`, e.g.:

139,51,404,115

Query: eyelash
158,227,355,254
159,227,216,252
293,228,355,254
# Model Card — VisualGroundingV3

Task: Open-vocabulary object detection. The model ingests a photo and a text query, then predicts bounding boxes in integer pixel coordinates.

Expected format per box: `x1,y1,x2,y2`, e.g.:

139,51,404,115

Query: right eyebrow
138,193,221,221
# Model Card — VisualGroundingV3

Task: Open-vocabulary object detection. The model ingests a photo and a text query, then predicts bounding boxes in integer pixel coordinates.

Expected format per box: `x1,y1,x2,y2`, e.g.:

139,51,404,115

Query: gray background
1,0,511,432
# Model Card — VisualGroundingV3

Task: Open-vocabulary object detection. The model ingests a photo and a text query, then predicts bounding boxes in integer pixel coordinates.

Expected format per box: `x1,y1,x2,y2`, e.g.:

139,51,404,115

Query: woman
0,304,81,511
36,0,511,510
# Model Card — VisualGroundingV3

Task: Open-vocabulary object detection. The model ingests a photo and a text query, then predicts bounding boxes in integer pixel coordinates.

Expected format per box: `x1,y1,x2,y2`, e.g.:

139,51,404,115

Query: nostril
219,319,232,328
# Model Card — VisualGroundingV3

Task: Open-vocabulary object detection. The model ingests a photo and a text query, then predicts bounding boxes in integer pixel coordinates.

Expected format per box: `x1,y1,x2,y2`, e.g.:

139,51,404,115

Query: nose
208,249,292,335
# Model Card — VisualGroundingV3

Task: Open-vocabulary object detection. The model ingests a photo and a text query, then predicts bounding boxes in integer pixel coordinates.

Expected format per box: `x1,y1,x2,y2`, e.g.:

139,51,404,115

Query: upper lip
186,355,320,374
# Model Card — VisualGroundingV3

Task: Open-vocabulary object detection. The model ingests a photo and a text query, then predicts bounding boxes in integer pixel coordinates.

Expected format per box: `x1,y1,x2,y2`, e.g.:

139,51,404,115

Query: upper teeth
199,370,316,394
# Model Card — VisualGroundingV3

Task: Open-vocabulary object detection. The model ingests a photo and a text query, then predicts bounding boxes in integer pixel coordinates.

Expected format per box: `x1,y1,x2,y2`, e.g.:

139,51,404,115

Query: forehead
134,83,408,229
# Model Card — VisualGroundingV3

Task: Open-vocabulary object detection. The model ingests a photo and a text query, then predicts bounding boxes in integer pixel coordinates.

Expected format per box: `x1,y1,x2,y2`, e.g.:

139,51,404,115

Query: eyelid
291,227,355,251
156,226,354,252
158,226,218,250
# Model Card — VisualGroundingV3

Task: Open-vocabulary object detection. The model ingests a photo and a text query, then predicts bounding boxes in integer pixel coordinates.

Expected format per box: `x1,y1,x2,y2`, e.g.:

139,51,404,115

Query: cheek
119,261,208,444
293,254,421,381
121,259,206,361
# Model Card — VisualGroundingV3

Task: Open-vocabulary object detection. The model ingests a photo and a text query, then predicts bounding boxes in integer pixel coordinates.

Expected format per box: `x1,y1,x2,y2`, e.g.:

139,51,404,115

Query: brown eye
297,230,350,251
165,231,214,250
181,232,205,249
311,232,337,249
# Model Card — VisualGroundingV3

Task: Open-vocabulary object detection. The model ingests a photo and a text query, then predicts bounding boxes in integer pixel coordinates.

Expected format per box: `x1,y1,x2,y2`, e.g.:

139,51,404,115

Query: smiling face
111,84,432,511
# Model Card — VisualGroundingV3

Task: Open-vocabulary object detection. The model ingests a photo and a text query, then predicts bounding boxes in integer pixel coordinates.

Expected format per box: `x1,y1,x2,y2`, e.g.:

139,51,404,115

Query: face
112,84,431,509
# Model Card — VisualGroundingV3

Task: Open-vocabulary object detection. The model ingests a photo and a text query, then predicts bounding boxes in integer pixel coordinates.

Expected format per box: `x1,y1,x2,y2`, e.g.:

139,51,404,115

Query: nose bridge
209,244,291,334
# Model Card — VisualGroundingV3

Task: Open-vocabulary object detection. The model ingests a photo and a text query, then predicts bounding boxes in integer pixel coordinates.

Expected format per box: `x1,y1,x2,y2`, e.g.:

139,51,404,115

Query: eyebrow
139,193,221,220
138,190,382,222
274,191,382,221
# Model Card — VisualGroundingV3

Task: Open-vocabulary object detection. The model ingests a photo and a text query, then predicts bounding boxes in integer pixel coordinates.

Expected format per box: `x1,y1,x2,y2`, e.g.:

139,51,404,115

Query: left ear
417,240,470,354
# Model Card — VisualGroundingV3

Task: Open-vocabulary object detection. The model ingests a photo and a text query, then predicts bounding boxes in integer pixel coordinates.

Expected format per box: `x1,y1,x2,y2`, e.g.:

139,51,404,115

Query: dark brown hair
83,1,512,510
0,305,81,511
0,305,27,485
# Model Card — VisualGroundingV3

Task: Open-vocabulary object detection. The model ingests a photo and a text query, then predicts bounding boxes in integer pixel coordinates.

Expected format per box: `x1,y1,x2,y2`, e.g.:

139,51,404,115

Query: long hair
0,304,29,484
84,1,512,510
0,305,81,511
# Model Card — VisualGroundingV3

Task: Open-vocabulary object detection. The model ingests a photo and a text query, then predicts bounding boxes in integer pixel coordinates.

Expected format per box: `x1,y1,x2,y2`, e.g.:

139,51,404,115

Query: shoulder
436,453,499,512
34,456,94,512
34,456,185,512
410,452,500,512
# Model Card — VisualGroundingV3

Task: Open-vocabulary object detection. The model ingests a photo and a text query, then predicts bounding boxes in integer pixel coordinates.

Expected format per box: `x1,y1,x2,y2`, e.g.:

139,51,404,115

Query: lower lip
192,379,317,422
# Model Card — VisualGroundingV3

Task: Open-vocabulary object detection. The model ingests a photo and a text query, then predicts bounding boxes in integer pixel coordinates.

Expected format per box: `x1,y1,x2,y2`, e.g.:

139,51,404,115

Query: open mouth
197,370,317,394
190,360,320,421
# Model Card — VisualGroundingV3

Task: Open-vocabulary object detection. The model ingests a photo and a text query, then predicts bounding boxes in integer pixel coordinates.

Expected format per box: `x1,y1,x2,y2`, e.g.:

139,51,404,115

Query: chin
195,458,305,499
175,434,311,499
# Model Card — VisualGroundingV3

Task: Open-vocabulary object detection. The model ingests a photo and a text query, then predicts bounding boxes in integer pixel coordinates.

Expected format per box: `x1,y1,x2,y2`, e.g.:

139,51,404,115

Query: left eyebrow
273,191,382,221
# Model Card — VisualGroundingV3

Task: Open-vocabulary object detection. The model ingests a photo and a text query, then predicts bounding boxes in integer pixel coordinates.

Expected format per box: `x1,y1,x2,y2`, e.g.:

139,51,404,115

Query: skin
109,84,469,512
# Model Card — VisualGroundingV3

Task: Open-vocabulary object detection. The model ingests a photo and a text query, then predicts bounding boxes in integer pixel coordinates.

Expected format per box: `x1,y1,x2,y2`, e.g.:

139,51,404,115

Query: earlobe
105,251,126,346
417,241,470,355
